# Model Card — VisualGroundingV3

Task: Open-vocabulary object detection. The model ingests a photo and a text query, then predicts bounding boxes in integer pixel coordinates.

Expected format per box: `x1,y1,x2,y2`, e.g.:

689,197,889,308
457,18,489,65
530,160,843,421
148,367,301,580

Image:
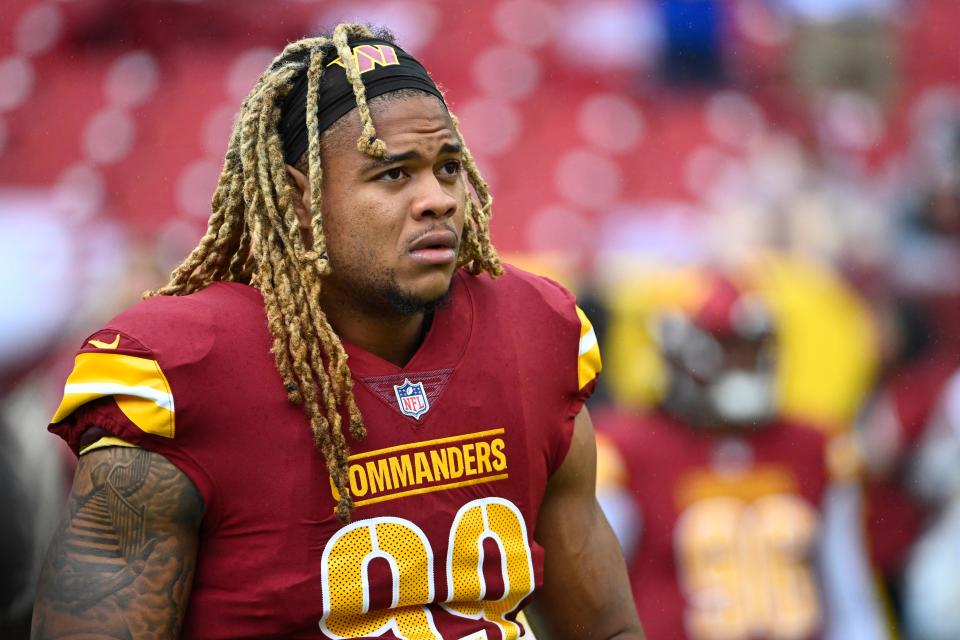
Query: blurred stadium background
1,0,958,638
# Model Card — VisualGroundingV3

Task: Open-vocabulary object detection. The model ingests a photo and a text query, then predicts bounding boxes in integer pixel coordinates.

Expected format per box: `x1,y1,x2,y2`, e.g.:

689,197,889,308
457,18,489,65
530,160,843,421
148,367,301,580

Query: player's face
318,93,466,316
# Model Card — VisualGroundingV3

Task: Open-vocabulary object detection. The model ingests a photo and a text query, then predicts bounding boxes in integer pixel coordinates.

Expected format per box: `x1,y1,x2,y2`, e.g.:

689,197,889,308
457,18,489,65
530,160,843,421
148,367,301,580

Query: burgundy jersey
597,411,829,640
862,355,957,574
49,265,602,639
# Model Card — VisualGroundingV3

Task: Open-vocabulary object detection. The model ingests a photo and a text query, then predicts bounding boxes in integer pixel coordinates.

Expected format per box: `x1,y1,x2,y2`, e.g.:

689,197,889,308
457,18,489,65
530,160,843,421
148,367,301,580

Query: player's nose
410,174,457,220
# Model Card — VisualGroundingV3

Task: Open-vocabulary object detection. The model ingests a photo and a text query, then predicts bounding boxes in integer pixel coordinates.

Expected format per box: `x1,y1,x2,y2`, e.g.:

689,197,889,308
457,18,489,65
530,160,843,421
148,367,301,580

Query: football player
902,369,960,640
595,271,887,640
32,24,642,639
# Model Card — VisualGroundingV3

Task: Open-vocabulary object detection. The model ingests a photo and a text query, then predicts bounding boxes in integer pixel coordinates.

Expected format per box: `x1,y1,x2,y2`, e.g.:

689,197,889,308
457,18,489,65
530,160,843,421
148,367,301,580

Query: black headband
279,38,446,163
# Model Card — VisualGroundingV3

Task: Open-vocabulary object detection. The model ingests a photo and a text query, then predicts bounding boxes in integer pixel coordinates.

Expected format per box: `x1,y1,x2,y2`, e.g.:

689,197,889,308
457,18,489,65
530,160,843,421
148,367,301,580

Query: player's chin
407,268,456,303
385,280,452,316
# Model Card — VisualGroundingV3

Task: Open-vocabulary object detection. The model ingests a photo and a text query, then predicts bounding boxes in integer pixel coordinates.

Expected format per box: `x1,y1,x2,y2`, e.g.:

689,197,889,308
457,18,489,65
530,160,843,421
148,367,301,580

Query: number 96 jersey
596,411,829,640
48,265,602,639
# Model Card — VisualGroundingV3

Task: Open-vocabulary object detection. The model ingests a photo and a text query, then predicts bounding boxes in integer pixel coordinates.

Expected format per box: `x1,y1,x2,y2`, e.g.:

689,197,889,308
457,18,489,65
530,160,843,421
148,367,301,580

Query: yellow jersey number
674,494,821,640
320,497,534,640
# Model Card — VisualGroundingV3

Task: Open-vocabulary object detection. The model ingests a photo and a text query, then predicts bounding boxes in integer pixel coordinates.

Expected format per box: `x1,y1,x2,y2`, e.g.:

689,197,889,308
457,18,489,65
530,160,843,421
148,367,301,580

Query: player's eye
437,160,462,178
377,167,406,182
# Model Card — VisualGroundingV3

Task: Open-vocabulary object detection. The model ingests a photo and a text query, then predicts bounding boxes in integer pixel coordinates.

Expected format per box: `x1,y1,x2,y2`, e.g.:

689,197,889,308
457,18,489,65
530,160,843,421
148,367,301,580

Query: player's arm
32,446,203,639
527,407,644,639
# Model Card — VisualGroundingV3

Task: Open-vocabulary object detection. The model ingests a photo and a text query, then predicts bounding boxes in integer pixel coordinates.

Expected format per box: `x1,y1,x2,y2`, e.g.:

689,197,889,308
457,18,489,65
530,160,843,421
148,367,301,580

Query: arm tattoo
32,448,204,640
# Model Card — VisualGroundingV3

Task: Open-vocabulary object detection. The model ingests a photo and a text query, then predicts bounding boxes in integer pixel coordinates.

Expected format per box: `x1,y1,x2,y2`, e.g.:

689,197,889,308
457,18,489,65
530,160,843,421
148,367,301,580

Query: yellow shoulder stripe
575,306,602,390
51,352,176,439
79,436,137,456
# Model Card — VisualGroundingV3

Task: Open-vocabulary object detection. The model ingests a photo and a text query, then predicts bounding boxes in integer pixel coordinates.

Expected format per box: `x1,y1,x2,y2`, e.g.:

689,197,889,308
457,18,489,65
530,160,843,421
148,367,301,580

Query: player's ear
285,163,314,247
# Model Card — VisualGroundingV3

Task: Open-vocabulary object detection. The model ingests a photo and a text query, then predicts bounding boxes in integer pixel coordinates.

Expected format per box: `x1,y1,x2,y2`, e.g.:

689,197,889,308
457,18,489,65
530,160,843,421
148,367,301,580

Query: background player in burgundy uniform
32,24,642,639
595,272,886,640
902,368,960,639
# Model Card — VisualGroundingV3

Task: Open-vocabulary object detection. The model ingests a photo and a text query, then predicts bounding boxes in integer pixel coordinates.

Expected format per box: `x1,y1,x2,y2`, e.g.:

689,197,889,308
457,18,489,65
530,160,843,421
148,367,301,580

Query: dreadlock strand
187,169,250,284
333,24,387,158
265,232,353,521
450,112,494,217
227,223,252,281
266,123,311,263
457,197,481,274
305,46,331,271
247,63,356,512
295,273,355,452
280,254,341,435
271,36,331,73
317,321,356,438
252,87,301,260
290,284,359,482
449,112,502,277
148,211,227,297
239,99,267,215
247,194,302,405
215,165,254,283
344,382,366,440
294,45,355,428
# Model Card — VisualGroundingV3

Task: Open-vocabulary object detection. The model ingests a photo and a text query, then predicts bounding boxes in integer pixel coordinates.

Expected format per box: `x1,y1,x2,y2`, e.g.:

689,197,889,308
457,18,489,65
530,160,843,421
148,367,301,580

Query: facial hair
331,261,453,317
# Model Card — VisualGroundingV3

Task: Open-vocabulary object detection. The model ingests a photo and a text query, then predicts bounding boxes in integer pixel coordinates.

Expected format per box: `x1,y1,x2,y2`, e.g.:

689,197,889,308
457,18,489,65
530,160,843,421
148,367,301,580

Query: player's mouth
407,229,459,266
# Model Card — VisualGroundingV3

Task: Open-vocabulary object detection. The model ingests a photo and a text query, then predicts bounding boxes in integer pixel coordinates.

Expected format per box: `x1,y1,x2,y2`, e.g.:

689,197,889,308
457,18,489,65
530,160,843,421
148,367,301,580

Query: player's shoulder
91,282,263,366
463,263,576,313
113,280,263,327
458,264,601,393
458,263,587,337
466,262,596,338
51,282,267,442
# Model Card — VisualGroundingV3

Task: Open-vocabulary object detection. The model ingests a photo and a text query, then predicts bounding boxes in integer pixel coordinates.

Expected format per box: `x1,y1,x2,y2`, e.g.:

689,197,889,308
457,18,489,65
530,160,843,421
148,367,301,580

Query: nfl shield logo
393,379,430,420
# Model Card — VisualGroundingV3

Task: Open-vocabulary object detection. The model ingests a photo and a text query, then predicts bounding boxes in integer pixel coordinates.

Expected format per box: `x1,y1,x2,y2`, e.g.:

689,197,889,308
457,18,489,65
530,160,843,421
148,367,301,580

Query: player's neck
322,303,429,367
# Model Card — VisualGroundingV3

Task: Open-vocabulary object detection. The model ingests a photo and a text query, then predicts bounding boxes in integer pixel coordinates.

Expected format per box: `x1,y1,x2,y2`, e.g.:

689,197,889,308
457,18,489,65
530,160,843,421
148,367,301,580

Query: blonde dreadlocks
148,23,502,522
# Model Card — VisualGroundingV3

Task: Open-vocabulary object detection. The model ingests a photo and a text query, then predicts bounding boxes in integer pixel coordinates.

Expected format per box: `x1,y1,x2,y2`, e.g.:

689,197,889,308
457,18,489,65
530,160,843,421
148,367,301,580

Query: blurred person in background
852,117,960,629
31,23,641,640
595,270,889,640
852,290,953,627
902,368,960,640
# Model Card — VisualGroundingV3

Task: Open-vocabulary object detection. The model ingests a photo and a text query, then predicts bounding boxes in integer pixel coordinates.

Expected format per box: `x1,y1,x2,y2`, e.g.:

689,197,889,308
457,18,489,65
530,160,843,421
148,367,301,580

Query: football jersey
860,354,957,575
48,265,602,639
596,411,829,640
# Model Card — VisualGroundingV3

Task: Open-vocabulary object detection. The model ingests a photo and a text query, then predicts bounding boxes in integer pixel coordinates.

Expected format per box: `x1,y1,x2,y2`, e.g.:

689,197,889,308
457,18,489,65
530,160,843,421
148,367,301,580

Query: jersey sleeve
553,301,602,473
47,296,219,510
50,329,177,447
519,269,603,416
496,266,603,473
574,304,602,406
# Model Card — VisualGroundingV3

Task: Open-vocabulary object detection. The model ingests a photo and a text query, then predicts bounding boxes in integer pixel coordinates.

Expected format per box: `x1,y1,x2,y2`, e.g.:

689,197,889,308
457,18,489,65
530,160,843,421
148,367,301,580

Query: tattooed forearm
32,448,204,640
